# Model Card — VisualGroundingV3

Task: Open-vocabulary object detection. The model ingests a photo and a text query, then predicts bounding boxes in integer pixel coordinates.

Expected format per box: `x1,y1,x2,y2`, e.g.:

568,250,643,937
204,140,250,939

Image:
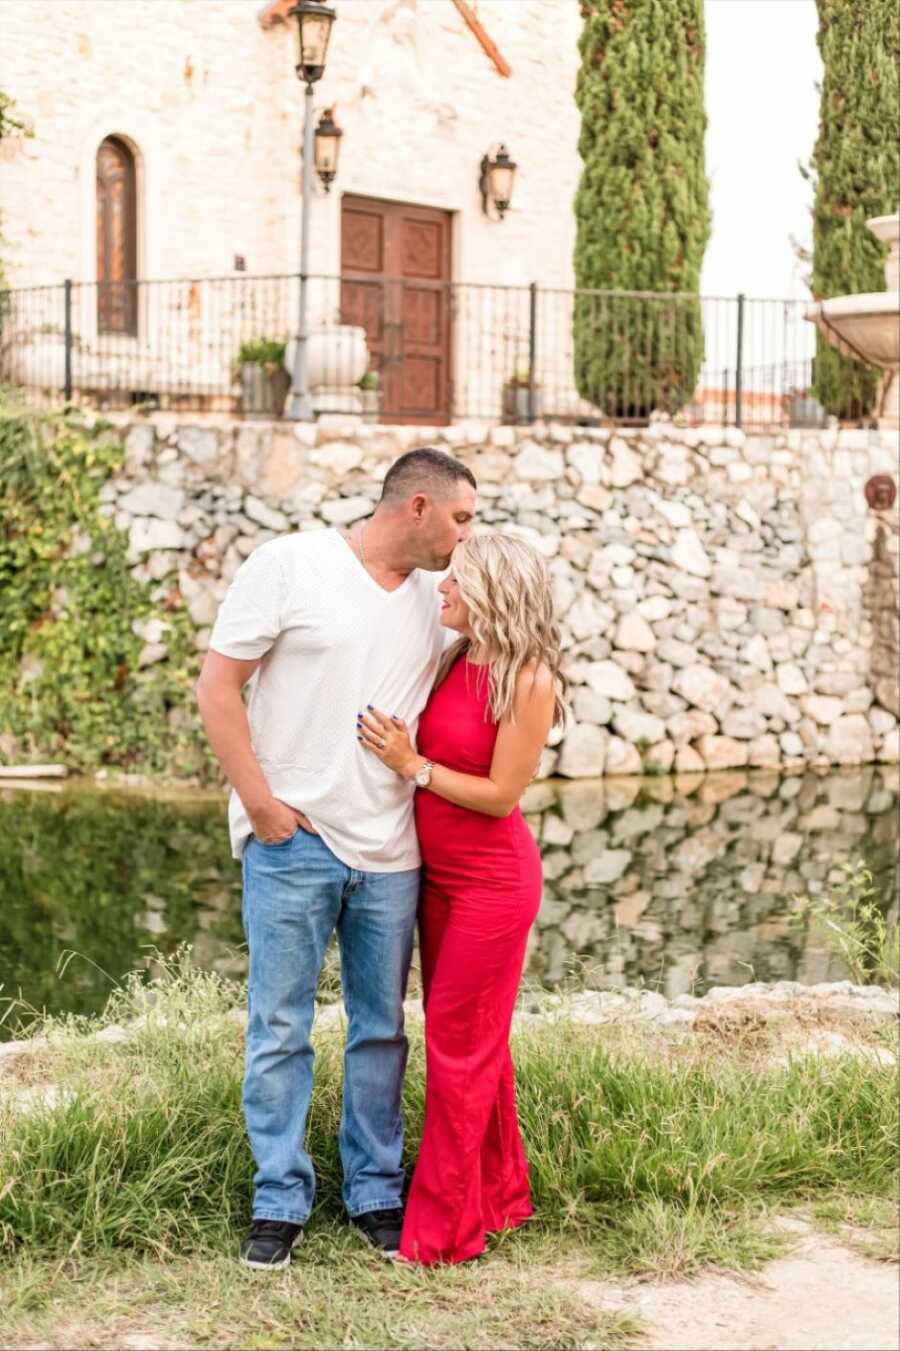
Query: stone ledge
2,977,896,1118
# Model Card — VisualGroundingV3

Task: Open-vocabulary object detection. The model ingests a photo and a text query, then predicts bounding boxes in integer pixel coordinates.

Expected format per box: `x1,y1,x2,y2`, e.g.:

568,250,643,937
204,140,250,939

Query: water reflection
0,767,897,1035
525,767,898,994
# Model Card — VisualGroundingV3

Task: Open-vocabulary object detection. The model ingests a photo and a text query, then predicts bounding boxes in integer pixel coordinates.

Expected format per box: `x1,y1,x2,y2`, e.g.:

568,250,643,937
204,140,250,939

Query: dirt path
576,1220,899,1351
7,1220,897,1350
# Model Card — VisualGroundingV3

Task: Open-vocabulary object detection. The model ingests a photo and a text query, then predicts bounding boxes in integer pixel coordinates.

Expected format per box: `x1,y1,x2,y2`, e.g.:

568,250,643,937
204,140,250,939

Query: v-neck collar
332,528,413,598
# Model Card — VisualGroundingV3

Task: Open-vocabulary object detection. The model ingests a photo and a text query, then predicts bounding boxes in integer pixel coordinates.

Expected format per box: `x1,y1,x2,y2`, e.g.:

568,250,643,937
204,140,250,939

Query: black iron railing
0,273,877,427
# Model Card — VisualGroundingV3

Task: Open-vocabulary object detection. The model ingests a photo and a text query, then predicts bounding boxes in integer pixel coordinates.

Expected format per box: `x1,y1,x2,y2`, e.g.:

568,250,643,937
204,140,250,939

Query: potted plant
236,338,290,418
502,362,541,424
787,383,827,429
358,369,381,423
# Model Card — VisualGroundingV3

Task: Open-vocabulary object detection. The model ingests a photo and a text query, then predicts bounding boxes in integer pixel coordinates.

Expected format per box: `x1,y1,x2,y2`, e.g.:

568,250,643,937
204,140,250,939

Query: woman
357,531,568,1266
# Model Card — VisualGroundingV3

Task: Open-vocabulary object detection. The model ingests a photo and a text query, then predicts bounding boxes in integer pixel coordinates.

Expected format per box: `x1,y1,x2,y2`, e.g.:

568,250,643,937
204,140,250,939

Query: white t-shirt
208,528,445,870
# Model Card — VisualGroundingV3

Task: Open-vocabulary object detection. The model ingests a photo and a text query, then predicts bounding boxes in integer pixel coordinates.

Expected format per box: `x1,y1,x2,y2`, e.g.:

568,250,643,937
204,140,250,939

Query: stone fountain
806,212,900,428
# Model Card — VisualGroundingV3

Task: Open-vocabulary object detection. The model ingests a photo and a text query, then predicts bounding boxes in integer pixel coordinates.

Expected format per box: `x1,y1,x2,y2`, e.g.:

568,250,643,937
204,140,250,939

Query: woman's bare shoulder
514,658,555,704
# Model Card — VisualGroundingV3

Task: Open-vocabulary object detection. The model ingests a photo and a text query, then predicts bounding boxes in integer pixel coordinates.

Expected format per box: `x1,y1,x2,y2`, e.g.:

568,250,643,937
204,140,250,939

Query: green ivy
0,400,218,780
0,92,31,147
0,90,33,288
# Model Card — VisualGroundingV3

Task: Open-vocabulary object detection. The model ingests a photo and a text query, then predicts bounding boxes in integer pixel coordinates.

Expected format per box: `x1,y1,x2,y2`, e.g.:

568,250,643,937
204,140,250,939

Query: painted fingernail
367,704,373,710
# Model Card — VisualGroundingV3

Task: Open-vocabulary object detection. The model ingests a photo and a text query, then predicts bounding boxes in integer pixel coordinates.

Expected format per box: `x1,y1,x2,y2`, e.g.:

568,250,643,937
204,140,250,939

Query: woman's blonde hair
436,531,568,728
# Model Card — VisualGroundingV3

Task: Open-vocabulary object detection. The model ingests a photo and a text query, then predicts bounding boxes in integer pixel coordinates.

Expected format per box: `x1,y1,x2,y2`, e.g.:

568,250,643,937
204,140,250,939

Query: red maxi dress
398,654,543,1265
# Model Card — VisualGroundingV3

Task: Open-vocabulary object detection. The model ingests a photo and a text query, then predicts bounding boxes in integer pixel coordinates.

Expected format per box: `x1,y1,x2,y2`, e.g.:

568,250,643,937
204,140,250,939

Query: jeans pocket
252,831,297,849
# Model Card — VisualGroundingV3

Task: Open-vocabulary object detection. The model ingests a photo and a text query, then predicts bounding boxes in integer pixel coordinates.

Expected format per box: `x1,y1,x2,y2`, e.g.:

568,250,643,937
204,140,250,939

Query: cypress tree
573,0,710,420
809,0,899,420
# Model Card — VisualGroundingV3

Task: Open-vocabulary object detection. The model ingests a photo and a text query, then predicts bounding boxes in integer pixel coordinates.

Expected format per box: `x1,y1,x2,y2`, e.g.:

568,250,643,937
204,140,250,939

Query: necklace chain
357,522,368,572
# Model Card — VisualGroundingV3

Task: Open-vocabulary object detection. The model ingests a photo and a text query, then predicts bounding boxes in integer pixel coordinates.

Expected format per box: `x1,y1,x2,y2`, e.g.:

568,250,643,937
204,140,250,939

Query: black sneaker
239,1218,304,1269
350,1207,404,1257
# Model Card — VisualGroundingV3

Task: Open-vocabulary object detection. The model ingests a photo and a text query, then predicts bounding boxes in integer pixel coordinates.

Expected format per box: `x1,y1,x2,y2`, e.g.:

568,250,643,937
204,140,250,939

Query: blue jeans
241,828,420,1225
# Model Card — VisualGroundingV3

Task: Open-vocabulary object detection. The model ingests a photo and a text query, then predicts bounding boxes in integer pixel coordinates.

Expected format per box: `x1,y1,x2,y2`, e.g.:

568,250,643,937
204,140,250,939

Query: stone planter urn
502,381,542,425
285,325,368,416
360,388,381,424
239,363,291,419
806,210,900,428
787,391,827,428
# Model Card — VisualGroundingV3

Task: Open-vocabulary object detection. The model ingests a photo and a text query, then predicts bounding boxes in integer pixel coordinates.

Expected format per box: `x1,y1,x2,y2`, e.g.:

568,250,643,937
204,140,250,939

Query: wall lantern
288,0,336,87
479,144,517,220
314,108,342,192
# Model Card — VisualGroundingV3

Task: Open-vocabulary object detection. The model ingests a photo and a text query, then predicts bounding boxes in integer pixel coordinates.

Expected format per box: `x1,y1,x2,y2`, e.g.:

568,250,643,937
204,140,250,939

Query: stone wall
98,414,900,773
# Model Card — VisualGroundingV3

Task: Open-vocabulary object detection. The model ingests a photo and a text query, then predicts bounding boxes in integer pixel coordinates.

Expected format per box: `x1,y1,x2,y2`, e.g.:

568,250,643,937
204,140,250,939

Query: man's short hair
380,447,477,505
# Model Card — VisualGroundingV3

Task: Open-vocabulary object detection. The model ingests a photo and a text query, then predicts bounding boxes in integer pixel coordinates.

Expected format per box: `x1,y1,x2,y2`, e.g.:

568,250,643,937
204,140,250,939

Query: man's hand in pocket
249,795,318,844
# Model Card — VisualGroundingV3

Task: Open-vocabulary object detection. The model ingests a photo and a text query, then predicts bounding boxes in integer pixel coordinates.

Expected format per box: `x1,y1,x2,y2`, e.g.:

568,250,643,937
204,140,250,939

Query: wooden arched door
96,136,138,336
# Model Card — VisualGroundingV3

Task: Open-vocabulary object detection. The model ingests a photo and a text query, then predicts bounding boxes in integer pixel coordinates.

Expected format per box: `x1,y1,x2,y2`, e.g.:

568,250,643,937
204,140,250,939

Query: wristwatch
414,759,435,788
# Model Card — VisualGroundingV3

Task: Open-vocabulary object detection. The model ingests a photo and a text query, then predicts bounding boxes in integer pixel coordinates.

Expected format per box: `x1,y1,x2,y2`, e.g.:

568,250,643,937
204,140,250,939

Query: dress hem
398,1207,534,1266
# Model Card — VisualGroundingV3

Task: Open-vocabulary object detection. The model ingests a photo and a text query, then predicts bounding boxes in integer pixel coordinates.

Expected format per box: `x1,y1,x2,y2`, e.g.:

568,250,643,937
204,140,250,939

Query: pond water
1,767,897,1038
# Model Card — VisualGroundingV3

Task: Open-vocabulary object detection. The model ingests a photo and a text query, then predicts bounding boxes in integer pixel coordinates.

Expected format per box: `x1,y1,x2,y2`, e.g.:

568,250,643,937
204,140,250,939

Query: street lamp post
285,0,337,422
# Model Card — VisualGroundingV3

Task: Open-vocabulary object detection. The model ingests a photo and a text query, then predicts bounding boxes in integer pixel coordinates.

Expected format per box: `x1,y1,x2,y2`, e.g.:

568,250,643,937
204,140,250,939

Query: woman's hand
357,706,421,778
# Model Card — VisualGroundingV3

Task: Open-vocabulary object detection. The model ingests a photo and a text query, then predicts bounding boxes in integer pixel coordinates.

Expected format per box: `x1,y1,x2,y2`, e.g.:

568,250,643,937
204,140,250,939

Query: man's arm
196,650,315,842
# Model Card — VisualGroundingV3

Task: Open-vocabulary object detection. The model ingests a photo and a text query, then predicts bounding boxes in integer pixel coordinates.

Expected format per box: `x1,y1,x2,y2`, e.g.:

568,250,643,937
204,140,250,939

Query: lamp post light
314,108,342,192
285,0,337,421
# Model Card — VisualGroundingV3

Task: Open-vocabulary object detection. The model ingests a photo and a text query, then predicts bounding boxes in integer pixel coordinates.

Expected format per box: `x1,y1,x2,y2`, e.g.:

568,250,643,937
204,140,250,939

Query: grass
792,861,900,988
0,1240,643,1351
807,1191,900,1264
0,954,896,1348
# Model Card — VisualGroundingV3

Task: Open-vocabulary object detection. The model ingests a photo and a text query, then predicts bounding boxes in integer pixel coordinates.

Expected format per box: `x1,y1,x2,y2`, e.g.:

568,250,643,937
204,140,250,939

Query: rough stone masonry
97,414,900,777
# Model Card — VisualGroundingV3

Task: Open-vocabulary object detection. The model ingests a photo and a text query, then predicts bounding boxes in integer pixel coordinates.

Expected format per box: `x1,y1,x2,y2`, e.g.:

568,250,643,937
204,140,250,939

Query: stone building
0,0,584,421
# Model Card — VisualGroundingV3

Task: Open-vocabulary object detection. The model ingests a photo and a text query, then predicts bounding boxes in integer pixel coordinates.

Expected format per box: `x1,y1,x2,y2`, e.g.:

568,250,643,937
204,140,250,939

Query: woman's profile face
437,575,472,634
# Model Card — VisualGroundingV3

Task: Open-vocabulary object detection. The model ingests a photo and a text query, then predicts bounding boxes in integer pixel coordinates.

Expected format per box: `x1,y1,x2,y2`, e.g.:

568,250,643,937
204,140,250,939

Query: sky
701,0,822,300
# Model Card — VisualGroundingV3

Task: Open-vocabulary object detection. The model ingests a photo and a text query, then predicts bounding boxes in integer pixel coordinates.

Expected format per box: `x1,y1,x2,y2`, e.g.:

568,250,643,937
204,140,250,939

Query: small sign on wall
865,475,897,511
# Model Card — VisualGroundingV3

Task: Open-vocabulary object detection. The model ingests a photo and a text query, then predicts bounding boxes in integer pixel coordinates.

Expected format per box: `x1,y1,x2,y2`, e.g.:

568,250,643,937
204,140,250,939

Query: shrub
235,338,287,374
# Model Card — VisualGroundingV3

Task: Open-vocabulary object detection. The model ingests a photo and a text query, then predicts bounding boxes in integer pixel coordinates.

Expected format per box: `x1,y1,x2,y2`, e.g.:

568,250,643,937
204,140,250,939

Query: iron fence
0,272,877,427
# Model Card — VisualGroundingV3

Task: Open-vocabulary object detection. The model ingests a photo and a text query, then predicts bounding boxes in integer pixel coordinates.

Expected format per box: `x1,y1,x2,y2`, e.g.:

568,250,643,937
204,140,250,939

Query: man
196,448,477,1269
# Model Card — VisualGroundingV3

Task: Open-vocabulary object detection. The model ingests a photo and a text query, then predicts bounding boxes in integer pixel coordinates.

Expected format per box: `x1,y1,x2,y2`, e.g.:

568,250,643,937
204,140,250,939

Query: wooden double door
341,195,452,424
